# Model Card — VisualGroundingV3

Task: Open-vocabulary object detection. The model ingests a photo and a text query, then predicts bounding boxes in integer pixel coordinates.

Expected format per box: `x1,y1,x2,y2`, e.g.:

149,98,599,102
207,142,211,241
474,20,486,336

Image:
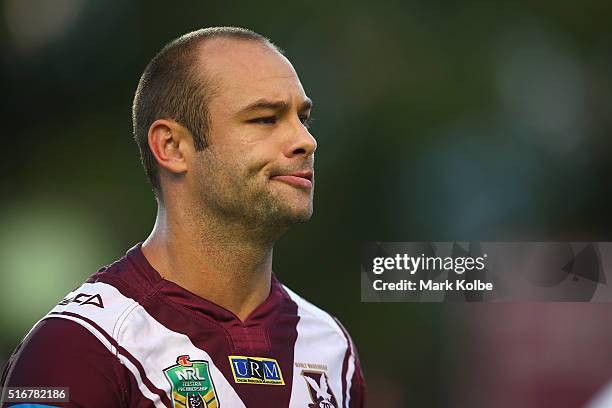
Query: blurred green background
1,1,612,407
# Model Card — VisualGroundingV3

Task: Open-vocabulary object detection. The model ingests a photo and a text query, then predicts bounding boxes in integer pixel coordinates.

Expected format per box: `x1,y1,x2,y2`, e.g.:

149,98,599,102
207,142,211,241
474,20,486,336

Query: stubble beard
198,159,313,242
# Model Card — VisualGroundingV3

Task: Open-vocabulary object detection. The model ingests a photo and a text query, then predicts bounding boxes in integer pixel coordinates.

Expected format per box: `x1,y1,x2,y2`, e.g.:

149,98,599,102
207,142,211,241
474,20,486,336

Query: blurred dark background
1,1,612,407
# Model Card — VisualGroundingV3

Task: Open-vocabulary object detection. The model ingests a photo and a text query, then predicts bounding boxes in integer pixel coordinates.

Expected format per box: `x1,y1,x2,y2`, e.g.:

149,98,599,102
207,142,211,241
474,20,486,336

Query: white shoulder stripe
48,281,137,339
282,285,346,339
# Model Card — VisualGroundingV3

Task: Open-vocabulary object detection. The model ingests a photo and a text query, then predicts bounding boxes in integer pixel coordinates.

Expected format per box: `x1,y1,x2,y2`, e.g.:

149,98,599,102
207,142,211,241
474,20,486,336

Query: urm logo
228,356,284,385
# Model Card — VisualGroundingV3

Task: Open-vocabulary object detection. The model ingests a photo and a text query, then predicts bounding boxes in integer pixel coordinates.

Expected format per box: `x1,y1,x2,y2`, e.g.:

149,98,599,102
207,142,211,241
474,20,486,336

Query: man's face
189,39,317,231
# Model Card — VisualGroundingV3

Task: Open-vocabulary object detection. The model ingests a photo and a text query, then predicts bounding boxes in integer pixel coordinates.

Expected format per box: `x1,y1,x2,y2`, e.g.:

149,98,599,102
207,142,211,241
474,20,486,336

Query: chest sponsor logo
228,355,284,385
58,293,104,308
164,355,219,408
302,370,338,408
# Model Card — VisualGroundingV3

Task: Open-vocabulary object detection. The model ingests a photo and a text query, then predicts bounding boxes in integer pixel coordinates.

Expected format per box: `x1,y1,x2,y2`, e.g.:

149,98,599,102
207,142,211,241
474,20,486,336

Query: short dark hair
132,27,281,196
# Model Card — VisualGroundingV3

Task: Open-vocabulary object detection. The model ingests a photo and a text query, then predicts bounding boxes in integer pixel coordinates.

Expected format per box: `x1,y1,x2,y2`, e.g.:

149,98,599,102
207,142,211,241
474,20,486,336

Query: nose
285,120,317,159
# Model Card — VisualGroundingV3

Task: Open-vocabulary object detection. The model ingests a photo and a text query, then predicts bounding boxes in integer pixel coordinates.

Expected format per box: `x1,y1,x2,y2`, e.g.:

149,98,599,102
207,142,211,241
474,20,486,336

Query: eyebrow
238,98,313,114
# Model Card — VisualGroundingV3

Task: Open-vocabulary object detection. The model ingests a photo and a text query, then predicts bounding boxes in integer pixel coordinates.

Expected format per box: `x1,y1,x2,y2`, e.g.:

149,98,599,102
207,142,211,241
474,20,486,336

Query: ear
147,119,191,175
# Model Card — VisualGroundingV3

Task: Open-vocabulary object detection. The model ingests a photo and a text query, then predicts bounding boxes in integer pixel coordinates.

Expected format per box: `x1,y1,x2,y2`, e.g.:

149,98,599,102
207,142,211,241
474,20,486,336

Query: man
1,27,366,408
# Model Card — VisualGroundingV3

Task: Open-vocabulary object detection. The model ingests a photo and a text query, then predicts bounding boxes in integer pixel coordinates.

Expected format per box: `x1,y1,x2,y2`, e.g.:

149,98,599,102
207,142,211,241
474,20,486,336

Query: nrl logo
164,355,219,408
302,370,338,408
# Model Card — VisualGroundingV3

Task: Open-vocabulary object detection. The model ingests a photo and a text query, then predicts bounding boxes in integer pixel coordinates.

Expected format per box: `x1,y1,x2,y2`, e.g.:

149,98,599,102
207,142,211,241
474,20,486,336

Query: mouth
270,170,314,189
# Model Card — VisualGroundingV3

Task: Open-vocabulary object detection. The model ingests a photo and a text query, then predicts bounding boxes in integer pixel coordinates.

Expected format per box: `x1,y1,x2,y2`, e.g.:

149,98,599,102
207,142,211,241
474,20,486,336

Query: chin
293,209,314,223
282,207,313,224
256,189,314,226
273,203,313,226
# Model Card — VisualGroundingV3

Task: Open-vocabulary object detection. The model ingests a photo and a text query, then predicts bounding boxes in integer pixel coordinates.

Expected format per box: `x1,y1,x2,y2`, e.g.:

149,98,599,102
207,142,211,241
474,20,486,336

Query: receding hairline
195,33,282,52
148,28,285,95
181,37,298,121
187,35,286,80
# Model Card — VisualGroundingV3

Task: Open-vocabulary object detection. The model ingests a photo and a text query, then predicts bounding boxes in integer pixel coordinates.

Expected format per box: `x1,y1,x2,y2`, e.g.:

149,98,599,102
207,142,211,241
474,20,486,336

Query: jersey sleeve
331,316,367,408
1,318,128,408
349,344,367,408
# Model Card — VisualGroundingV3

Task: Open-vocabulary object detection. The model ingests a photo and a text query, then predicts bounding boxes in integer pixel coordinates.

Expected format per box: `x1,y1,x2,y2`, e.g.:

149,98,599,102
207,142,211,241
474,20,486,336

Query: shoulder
45,246,156,345
47,278,140,344
281,284,353,346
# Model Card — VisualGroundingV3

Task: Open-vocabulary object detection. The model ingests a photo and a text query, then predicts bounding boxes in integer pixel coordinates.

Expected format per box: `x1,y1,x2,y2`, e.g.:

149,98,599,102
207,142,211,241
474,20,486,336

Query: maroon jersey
1,244,366,408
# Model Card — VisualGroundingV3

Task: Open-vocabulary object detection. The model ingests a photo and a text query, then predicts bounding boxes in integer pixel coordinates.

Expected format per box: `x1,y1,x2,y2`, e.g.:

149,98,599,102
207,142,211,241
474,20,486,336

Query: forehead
195,38,307,109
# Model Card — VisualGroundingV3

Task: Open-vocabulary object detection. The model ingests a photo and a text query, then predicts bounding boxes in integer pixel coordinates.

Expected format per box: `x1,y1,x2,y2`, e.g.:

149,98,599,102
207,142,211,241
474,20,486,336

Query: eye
249,116,277,125
300,115,313,128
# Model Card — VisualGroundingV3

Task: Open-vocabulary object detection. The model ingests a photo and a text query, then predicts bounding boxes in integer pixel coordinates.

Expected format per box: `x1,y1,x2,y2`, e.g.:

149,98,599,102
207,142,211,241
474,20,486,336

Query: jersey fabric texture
1,244,366,408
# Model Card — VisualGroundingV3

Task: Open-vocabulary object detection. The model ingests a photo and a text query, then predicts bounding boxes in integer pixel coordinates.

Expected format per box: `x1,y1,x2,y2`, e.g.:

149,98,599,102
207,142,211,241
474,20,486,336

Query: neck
141,203,278,322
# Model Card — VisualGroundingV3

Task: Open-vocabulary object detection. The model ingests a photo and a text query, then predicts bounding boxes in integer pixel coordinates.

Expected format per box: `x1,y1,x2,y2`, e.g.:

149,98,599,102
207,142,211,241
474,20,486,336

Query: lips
270,170,313,189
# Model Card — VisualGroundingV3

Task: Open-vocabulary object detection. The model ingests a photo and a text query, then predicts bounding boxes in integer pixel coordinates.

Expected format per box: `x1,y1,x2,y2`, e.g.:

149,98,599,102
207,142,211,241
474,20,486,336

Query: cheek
198,151,252,193
236,145,278,178
199,138,279,189
212,124,284,169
